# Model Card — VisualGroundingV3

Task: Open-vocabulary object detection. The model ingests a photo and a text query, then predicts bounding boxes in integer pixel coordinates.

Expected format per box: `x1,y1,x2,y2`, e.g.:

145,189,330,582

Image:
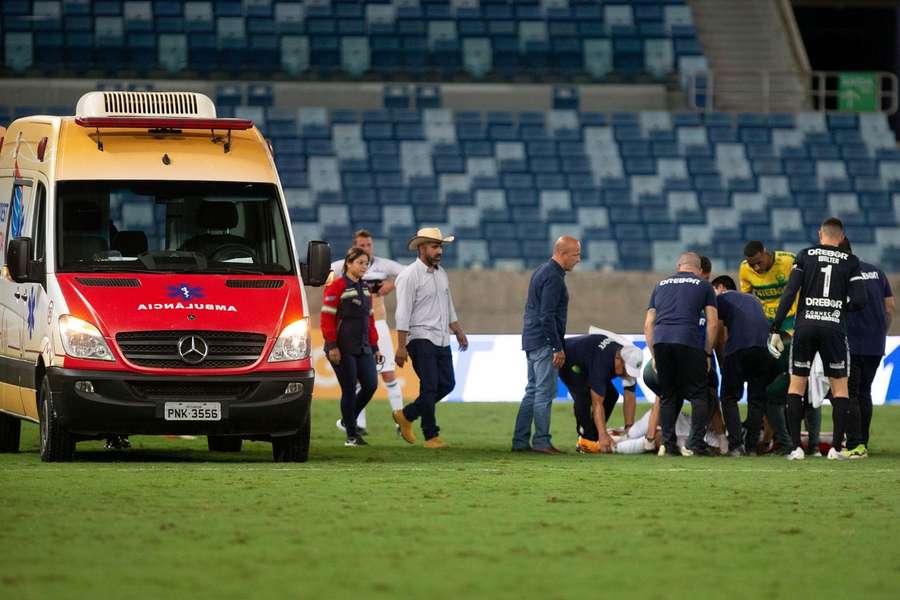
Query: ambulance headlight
268,318,310,362
58,315,115,361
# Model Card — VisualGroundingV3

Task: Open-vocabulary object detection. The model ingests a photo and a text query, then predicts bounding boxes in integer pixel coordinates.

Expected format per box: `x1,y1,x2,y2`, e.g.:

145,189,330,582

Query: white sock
352,383,367,429
614,438,648,454
385,378,403,411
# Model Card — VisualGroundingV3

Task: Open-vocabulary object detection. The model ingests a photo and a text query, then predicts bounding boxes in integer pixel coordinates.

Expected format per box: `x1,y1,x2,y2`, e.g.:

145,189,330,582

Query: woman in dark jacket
321,247,381,446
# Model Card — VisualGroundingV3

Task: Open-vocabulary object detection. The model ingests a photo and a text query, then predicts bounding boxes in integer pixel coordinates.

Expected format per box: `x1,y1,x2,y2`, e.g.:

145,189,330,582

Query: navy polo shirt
522,259,569,352
648,271,717,350
715,290,770,356
562,334,621,396
847,262,892,357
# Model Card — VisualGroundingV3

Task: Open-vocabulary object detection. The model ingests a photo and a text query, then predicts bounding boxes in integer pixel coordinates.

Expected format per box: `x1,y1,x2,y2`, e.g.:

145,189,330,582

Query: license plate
164,402,221,421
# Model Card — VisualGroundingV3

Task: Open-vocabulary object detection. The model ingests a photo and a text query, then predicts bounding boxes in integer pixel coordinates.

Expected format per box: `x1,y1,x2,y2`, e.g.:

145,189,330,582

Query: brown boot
423,436,447,449
392,409,416,444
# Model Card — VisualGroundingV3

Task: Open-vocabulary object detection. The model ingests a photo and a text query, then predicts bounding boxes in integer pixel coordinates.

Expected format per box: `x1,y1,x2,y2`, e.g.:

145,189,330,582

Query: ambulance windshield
56,181,294,274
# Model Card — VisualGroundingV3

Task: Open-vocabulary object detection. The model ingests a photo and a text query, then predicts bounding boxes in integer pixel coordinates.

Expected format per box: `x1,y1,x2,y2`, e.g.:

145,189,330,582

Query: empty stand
2,0,703,82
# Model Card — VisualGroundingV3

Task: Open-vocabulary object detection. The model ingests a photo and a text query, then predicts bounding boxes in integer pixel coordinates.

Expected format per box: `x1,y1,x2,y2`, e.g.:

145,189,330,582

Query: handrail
685,69,899,115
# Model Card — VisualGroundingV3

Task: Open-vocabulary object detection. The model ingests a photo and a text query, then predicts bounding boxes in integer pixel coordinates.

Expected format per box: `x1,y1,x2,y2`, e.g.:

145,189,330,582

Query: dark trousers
564,376,618,442
842,354,880,449
720,347,771,452
402,339,455,440
654,343,710,452
331,351,378,437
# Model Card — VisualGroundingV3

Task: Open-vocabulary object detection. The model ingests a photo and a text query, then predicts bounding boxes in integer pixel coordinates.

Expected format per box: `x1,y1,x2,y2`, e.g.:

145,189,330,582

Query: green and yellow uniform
739,250,798,333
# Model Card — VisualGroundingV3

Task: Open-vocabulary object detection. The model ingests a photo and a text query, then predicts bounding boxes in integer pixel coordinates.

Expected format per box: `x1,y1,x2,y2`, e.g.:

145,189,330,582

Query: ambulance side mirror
300,240,331,287
7,237,41,284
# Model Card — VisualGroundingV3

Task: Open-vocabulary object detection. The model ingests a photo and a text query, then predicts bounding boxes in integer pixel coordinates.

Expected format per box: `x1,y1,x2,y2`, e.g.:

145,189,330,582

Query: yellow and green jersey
739,250,798,333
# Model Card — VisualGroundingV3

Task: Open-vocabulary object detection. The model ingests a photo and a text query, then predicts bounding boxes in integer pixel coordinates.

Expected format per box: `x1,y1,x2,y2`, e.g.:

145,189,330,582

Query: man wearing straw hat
393,227,469,449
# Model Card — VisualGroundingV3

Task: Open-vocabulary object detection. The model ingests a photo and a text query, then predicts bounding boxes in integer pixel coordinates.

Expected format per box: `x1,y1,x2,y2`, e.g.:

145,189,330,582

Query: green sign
838,72,878,112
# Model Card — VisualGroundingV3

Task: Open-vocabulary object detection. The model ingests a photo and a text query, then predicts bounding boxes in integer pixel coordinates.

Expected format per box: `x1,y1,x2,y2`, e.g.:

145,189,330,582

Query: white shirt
330,255,405,281
330,255,406,321
395,258,459,347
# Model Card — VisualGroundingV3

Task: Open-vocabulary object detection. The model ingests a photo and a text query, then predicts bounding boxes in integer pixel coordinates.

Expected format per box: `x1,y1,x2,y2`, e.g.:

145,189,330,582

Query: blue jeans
512,345,558,450
402,339,455,440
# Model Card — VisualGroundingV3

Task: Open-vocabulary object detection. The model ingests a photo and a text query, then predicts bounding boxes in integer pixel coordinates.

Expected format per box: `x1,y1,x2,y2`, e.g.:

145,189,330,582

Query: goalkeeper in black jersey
770,218,867,460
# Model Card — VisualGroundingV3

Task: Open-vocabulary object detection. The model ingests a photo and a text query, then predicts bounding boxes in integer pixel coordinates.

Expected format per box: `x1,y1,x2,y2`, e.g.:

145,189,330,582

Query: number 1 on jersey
821,264,832,297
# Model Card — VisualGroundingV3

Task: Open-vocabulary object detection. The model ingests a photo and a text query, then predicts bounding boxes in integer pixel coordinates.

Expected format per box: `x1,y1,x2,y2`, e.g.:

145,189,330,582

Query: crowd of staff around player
322,217,892,459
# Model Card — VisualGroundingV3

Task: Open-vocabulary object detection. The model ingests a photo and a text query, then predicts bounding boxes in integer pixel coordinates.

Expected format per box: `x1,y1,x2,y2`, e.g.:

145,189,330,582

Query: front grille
226,279,284,288
116,330,267,369
75,277,141,287
127,381,257,401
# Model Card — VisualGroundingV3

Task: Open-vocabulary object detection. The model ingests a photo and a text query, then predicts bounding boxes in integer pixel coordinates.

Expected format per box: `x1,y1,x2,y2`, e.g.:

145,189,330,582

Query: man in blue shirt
644,252,719,456
712,275,791,455
557,334,643,453
513,236,581,454
837,239,894,453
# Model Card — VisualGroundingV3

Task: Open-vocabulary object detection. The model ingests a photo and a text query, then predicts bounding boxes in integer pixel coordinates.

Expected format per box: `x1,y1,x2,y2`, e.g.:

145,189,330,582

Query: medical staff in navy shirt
712,275,792,455
644,252,719,456
838,239,894,451
557,334,643,454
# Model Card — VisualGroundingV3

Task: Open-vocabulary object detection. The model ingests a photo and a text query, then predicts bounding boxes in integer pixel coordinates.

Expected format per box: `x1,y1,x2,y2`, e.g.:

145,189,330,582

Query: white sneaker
808,449,822,458
657,444,666,457
679,446,694,457
827,447,848,461
336,418,346,433
787,446,805,461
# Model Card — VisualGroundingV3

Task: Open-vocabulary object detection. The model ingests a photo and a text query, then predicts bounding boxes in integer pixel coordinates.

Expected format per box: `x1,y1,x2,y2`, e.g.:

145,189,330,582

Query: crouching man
558,333,643,453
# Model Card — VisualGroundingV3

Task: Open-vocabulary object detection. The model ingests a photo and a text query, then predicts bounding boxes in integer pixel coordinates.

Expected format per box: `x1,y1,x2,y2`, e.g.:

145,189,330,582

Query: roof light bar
74,117,254,153
74,117,253,130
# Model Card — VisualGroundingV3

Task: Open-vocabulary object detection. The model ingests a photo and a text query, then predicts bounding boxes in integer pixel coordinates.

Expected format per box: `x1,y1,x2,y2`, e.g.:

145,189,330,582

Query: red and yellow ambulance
0,91,330,462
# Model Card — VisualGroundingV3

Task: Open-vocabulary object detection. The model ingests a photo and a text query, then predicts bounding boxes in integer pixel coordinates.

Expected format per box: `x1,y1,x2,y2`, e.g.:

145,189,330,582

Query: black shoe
689,445,717,457
511,446,532,453
357,427,369,436
344,436,368,447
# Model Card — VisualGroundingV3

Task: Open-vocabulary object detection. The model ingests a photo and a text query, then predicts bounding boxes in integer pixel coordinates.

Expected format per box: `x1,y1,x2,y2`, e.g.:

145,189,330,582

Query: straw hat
407,227,455,251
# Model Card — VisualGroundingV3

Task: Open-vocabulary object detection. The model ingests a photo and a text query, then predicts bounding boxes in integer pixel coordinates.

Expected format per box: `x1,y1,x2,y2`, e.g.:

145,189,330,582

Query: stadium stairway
687,0,809,112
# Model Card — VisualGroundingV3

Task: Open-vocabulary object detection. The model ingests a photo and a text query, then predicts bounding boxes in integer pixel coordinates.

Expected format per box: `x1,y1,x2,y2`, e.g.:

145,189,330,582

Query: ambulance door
19,178,47,419
0,173,33,415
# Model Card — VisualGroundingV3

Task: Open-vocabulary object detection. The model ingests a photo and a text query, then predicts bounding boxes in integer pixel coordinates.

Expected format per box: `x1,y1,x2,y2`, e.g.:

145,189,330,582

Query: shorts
375,320,396,372
789,326,849,378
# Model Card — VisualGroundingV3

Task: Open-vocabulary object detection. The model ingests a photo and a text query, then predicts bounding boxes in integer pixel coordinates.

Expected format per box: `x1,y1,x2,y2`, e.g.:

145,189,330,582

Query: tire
272,406,311,462
207,435,243,452
39,375,75,462
0,412,21,453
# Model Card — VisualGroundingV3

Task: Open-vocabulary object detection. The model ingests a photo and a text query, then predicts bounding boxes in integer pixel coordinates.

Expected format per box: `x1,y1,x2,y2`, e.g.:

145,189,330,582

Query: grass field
2,401,900,599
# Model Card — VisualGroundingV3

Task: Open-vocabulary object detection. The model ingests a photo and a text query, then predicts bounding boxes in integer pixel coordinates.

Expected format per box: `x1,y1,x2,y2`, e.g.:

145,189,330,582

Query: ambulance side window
3,177,33,266
33,182,46,262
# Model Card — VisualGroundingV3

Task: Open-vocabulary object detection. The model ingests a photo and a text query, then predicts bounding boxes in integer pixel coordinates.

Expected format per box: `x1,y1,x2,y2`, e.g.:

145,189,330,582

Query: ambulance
0,91,330,462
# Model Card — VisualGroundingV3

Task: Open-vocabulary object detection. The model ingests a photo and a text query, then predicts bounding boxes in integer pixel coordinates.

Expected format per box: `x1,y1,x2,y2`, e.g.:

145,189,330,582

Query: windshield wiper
64,262,148,272
202,266,267,275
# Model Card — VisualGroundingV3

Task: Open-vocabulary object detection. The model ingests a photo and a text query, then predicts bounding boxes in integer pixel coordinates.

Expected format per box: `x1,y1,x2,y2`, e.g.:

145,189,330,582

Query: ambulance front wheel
271,408,311,462
39,375,75,462
0,413,21,452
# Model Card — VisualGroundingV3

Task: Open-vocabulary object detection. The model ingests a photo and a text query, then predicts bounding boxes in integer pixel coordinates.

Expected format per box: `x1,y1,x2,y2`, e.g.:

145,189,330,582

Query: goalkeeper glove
767,333,784,359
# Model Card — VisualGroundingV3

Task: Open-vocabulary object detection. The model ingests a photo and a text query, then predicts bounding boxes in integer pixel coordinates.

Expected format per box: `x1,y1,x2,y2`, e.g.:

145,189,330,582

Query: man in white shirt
393,227,469,449
329,229,407,434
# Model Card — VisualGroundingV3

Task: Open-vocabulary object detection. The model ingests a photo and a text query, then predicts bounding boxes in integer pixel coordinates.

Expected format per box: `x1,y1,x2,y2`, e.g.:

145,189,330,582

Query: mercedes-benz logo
177,335,209,365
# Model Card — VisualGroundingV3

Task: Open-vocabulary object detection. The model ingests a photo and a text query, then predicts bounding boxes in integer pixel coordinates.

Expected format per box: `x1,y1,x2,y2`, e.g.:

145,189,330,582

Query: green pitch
2,402,900,599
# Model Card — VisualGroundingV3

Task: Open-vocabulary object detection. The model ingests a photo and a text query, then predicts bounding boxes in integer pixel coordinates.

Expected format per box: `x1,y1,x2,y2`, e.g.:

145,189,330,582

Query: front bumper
46,367,314,437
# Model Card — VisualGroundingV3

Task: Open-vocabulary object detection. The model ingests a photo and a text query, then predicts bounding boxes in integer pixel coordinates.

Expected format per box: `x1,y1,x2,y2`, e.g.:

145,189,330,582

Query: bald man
644,252,719,456
513,236,581,454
